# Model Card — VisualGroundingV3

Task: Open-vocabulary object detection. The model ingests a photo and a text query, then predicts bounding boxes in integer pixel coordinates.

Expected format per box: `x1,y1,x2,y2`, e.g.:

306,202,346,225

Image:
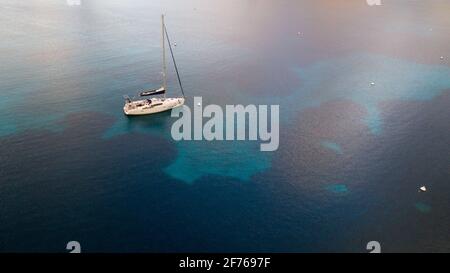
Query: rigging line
164,23,185,98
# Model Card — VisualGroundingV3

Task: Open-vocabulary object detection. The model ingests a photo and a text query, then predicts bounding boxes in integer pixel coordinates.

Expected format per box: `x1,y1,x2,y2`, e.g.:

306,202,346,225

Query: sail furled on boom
140,86,166,96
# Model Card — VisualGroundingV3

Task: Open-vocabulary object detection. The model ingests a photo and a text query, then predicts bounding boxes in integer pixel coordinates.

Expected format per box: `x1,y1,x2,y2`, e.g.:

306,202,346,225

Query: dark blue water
0,0,449,252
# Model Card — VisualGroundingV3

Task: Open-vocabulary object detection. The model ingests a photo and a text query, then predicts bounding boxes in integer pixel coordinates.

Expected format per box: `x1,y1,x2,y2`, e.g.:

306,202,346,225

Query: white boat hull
124,97,184,116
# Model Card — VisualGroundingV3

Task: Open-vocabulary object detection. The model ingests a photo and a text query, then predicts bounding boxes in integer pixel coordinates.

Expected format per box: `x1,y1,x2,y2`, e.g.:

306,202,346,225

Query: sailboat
123,15,185,116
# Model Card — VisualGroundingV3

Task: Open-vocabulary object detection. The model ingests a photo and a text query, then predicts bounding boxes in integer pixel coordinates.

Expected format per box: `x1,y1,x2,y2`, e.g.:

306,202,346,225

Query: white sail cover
140,86,166,96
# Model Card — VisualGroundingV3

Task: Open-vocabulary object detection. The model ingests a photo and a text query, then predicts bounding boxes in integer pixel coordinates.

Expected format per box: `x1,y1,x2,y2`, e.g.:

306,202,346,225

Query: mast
164,21,185,98
161,14,167,98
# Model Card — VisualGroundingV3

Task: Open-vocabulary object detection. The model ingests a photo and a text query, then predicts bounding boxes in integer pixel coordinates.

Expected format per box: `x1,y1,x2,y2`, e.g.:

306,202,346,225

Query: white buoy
440,56,444,60
419,186,427,192
370,82,375,86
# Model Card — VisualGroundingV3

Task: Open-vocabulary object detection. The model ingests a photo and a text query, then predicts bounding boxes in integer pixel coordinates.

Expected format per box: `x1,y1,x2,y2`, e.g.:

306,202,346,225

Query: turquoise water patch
364,104,382,135
0,121,17,137
103,101,273,184
286,53,450,133
102,114,173,140
164,140,270,184
415,202,431,213
326,184,349,194
321,141,343,155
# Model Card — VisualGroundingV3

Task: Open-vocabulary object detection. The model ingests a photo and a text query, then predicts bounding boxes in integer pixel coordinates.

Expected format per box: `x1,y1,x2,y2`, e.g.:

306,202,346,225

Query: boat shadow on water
124,109,174,131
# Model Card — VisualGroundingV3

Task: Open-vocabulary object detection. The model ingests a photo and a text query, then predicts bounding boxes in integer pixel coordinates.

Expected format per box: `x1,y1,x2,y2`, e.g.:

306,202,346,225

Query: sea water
0,0,449,252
